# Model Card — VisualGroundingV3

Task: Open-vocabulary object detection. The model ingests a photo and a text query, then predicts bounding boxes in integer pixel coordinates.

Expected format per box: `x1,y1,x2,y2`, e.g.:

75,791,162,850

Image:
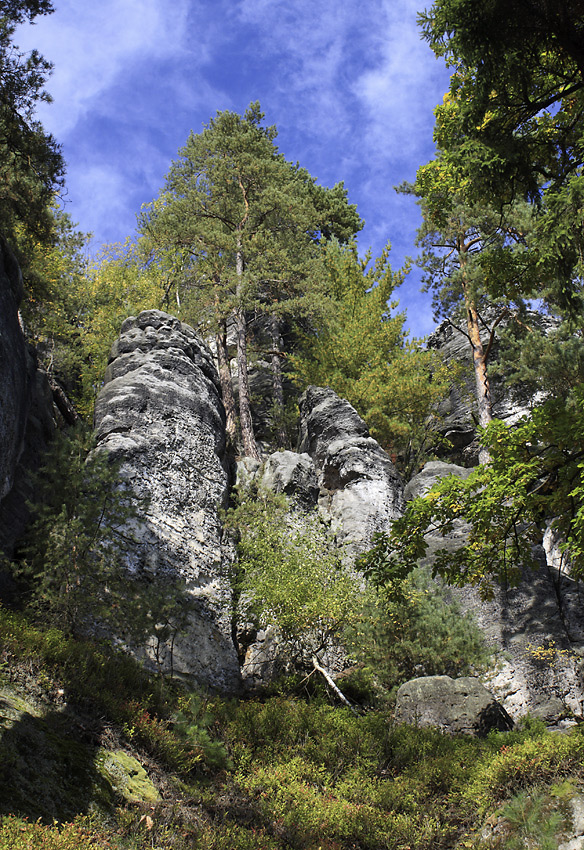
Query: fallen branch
311,656,358,715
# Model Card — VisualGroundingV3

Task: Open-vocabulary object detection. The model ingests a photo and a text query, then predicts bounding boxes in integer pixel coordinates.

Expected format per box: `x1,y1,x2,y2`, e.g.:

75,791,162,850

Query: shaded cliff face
94,310,240,692
427,319,538,465
0,241,59,563
0,240,28,503
406,461,584,721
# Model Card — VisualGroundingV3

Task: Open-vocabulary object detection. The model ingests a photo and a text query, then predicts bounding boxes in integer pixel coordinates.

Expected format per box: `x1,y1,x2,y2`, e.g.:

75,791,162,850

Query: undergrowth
1,605,583,849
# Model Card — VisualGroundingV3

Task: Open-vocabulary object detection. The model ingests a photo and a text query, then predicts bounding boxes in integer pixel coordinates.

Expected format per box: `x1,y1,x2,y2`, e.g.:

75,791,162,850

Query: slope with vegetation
2,0,584,847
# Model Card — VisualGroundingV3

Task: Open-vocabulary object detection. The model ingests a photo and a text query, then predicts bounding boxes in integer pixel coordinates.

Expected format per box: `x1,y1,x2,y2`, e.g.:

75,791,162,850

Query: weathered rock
298,386,403,556
559,793,584,850
404,460,472,501
258,450,319,507
236,456,262,488
94,310,240,692
408,460,584,720
394,675,513,736
427,318,540,465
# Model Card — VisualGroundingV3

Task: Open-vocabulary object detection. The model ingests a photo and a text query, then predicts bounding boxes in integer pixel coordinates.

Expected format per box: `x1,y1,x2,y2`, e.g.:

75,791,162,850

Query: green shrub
345,566,492,700
0,816,111,850
225,487,360,677
464,730,584,815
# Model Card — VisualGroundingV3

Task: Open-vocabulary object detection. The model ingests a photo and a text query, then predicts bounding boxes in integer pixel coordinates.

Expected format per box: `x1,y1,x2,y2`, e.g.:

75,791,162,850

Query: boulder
298,386,403,556
258,450,319,507
394,675,513,736
94,310,240,692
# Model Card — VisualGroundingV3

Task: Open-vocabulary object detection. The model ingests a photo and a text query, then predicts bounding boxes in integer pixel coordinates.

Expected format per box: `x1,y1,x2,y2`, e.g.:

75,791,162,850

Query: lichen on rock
95,749,159,804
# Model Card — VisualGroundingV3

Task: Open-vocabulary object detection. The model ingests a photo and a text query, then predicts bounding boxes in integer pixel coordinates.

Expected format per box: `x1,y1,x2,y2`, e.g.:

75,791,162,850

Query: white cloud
352,0,449,169
16,0,193,135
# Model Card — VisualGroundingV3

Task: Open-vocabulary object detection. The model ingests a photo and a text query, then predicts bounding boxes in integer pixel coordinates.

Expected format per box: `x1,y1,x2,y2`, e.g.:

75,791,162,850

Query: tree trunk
215,323,238,447
463,289,493,464
234,308,260,459
311,656,358,715
268,313,288,448
235,233,260,460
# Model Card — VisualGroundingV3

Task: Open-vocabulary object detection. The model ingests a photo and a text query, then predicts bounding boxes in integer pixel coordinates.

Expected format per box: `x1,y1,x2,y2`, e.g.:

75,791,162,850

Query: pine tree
139,102,361,457
290,238,450,473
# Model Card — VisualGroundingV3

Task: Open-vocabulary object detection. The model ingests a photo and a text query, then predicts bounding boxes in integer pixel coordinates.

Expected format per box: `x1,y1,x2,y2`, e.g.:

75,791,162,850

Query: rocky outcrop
298,386,404,556
407,460,584,720
94,310,240,692
394,675,513,736
427,319,538,465
257,450,319,507
233,388,405,688
0,240,61,566
404,459,472,501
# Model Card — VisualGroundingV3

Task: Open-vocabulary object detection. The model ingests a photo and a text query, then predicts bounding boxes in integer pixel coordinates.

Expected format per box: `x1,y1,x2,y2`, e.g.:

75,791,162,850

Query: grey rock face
258,450,319,507
427,319,538,465
94,310,240,692
404,460,472,502
409,460,584,720
394,675,513,736
298,386,404,556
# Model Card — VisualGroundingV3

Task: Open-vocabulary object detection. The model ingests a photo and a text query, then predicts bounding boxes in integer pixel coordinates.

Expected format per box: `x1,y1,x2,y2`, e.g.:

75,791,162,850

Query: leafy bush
226,487,359,667
345,566,491,700
464,730,584,814
0,607,225,777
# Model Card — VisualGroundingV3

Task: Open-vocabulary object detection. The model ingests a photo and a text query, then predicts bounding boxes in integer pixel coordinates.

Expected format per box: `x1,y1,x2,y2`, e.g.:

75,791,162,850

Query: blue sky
18,0,451,336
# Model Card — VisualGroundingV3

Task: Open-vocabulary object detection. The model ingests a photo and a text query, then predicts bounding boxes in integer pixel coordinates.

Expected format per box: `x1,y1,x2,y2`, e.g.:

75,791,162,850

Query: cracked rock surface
298,386,404,557
94,310,240,692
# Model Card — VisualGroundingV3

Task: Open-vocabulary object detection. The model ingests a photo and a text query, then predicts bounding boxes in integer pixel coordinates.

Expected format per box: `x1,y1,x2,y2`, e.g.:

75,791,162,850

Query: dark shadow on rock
475,701,514,737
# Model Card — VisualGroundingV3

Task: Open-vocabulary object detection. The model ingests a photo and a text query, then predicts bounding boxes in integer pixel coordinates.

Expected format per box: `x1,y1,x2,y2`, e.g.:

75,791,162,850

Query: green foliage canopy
0,0,64,246
363,392,584,594
290,238,450,472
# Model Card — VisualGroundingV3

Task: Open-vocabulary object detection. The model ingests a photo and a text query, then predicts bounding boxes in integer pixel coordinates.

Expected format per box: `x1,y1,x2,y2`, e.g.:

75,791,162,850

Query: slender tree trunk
234,236,260,459
268,313,288,448
461,267,493,464
234,308,260,459
311,656,358,715
215,322,238,447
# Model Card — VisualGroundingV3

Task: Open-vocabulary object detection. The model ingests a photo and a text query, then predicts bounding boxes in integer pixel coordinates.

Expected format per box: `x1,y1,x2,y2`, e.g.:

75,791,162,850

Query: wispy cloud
17,0,193,135
14,0,449,333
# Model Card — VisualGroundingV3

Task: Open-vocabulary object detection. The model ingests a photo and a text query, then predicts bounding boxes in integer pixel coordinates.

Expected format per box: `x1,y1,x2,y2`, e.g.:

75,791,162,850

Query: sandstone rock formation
257,450,319,508
94,310,240,692
427,319,537,465
298,386,404,556
403,459,472,502
407,460,584,720
394,675,513,736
